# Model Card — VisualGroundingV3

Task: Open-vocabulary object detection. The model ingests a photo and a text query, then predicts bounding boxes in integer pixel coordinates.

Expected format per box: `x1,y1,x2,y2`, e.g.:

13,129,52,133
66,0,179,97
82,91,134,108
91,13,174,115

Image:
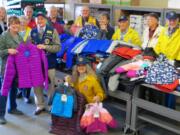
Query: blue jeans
0,79,18,117
165,94,176,109
20,88,31,99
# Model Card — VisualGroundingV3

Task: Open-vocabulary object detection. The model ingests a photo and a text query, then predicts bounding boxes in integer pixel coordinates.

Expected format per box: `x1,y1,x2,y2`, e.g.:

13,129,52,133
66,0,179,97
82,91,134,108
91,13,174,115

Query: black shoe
34,108,46,115
43,94,47,97
16,92,22,99
8,109,23,115
0,117,7,125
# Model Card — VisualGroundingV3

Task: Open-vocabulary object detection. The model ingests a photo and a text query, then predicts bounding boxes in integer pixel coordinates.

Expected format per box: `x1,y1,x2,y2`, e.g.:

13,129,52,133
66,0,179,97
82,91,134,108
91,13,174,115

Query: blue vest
31,25,57,69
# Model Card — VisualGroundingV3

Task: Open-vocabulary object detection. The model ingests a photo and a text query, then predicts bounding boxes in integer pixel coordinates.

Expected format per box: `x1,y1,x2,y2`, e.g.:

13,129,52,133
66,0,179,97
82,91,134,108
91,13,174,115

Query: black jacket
0,22,7,35
97,25,114,40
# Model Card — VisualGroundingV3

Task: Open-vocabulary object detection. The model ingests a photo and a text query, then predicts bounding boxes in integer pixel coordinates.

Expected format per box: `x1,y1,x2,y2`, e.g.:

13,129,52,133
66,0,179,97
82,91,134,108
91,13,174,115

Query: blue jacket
57,35,83,69
82,39,112,54
50,84,77,118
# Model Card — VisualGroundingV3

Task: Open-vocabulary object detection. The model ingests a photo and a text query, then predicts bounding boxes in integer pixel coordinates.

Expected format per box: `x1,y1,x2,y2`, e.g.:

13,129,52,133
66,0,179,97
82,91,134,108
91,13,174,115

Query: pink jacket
1,42,48,96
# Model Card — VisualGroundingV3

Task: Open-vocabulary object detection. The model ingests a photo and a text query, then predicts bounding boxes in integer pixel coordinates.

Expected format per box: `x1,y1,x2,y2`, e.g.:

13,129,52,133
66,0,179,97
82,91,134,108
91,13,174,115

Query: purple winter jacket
1,42,48,96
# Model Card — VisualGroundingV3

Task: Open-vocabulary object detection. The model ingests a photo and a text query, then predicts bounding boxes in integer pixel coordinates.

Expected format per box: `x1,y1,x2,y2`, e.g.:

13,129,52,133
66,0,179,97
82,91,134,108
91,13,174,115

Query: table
130,84,180,135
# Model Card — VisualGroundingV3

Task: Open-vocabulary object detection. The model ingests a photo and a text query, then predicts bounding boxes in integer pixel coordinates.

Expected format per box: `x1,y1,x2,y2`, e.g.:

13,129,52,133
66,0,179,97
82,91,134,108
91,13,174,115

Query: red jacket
49,19,64,34
28,18,37,29
112,46,142,59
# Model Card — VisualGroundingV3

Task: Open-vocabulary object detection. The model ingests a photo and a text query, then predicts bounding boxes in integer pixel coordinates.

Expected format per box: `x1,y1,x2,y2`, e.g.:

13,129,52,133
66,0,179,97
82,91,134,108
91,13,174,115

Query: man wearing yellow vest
154,11,180,61
112,15,142,46
153,11,180,109
74,6,97,27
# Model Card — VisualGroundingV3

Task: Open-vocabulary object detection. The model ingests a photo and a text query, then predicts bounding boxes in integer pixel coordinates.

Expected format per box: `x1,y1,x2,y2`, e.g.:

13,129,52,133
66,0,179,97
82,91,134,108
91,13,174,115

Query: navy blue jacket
31,25,58,69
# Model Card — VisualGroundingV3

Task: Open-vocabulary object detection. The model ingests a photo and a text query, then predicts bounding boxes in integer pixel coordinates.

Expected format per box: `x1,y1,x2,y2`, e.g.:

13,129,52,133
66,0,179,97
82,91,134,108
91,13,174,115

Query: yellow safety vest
112,27,142,46
74,16,97,27
154,27,180,60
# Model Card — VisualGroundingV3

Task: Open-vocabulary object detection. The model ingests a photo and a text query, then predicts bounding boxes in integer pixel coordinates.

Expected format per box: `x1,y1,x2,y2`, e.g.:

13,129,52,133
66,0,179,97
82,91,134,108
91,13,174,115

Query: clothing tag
64,82,69,86
93,111,100,118
61,94,67,102
96,62,102,69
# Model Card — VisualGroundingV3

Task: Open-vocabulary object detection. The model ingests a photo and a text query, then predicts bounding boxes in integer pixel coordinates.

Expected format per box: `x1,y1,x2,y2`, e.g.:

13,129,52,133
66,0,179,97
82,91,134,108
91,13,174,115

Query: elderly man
112,15,142,46
153,11,180,109
24,5,36,29
31,12,60,115
74,6,97,27
154,11,180,61
48,6,64,35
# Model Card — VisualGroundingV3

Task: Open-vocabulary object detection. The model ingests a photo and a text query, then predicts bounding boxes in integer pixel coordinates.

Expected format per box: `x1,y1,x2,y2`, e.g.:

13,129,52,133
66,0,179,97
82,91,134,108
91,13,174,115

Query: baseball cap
76,57,88,65
166,11,178,20
118,15,128,22
36,12,46,18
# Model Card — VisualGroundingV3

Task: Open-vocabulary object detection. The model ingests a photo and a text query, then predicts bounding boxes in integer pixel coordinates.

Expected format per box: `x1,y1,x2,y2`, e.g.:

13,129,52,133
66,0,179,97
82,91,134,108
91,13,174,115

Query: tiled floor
0,71,178,135
0,98,125,135
0,98,178,135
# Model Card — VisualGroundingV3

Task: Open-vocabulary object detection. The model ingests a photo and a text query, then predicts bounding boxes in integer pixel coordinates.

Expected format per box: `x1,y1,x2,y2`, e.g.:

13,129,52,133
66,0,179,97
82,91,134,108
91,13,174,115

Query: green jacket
0,30,23,76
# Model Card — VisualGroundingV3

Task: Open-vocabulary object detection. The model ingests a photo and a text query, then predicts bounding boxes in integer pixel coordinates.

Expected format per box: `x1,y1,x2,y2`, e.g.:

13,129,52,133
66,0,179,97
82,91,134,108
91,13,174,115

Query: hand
37,44,46,50
93,96,100,103
64,75,72,84
100,24,107,31
8,48,18,55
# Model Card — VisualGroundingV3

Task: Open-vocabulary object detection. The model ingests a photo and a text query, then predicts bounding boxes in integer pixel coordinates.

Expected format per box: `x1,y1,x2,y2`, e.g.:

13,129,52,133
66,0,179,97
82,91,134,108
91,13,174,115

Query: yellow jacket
112,27,142,46
74,16,97,27
23,26,31,42
74,75,105,103
154,27,180,60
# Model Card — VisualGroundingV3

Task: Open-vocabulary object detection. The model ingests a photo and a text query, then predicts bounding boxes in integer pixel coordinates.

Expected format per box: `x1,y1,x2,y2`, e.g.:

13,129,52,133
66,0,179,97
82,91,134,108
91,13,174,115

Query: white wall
0,0,7,6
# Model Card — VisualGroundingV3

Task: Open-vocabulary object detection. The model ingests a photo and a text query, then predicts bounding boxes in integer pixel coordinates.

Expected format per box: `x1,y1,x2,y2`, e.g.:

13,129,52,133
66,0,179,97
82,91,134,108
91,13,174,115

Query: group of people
0,4,179,131
0,5,106,126
0,5,62,124
75,6,180,65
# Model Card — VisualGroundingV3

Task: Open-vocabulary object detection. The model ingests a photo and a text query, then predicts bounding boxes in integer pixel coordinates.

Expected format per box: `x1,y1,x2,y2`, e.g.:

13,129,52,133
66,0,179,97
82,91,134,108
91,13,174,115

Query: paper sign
61,94,67,102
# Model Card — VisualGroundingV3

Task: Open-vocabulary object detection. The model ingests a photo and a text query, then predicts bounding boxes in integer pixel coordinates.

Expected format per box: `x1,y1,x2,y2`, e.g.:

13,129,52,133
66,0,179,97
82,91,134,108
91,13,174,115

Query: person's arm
132,30,142,46
98,24,108,40
44,29,61,53
0,35,8,58
106,26,114,40
92,76,105,102
97,29,106,40
153,29,165,55
111,29,119,40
